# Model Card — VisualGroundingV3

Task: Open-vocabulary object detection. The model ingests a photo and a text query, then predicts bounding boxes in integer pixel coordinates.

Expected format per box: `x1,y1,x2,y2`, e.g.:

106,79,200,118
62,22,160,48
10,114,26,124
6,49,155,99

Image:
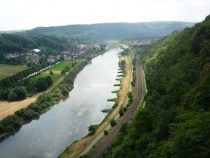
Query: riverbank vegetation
79,46,138,158
59,49,132,158
103,15,210,158
0,48,106,137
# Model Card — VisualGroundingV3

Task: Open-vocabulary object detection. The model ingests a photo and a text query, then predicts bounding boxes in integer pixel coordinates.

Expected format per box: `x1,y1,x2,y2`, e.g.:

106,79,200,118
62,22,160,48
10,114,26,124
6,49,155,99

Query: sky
0,0,210,31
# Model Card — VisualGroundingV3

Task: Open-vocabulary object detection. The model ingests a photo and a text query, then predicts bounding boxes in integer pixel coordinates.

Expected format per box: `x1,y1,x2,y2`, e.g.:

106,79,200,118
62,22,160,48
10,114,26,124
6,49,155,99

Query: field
0,76,5,80
0,75,65,121
51,61,72,71
0,64,26,77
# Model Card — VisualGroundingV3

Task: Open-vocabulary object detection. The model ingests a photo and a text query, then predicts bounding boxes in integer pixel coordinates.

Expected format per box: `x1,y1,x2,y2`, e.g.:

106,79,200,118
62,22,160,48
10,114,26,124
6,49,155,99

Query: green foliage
49,69,54,75
36,76,52,92
23,22,195,40
51,61,72,71
104,129,109,135
120,48,129,55
0,115,21,133
8,91,17,101
61,69,66,75
0,34,71,65
119,107,124,117
110,118,117,127
159,112,210,158
88,124,98,133
0,53,97,136
127,92,133,99
104,15,210,158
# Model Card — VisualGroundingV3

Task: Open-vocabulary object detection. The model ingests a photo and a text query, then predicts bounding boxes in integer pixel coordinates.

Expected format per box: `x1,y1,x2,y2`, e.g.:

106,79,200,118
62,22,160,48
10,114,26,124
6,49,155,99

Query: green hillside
22,22,195,40
104,15,210,157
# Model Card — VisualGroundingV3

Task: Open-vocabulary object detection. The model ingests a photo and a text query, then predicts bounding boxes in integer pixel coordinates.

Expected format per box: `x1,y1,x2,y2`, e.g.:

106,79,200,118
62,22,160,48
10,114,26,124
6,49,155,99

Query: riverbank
0,50,106,139
59,55,132,158
0,75,65,121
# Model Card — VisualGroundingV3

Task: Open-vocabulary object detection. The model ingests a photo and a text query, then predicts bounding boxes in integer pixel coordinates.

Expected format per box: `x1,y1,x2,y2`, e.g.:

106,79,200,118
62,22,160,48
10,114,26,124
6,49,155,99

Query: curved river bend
0,45,122,158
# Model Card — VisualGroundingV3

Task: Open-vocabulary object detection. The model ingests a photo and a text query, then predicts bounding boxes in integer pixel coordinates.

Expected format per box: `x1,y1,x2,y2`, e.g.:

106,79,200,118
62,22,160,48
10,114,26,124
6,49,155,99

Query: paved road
90,56,142,158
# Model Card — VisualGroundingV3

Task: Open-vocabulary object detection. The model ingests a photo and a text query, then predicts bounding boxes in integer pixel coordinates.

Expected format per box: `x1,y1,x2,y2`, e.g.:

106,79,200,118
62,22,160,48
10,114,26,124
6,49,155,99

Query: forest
0,34,70,54
103,15,210,157
18,22,195,40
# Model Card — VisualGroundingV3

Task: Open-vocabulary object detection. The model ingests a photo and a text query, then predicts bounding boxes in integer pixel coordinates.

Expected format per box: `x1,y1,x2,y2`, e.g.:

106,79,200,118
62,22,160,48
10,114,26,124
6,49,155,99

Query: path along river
0,45,122,158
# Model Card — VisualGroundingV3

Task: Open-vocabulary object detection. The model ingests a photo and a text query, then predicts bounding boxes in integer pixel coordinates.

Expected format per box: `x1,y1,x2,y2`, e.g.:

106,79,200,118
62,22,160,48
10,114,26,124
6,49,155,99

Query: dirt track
0,76,64,121
59,55,132,158
90,56,142,158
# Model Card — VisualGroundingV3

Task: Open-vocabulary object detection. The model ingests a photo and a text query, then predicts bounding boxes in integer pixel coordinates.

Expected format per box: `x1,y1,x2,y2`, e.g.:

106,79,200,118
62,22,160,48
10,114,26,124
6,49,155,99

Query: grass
51,61,72,71
101,109,112,113
107,98,118,102
0,64,26,76
0,76,5,80
50,74,62,83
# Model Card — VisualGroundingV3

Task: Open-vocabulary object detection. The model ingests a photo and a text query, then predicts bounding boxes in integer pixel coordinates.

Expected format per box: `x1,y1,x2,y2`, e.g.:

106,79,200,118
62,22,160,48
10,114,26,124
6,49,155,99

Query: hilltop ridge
19,21,195,40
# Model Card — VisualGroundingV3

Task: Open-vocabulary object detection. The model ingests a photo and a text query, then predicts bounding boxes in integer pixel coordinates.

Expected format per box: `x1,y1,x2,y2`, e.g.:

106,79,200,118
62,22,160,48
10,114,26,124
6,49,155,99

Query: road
90,56,142,158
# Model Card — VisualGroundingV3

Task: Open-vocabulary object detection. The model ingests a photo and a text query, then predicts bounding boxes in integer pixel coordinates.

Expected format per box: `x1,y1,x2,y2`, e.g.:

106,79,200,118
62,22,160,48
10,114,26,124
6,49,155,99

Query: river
0,45,122,158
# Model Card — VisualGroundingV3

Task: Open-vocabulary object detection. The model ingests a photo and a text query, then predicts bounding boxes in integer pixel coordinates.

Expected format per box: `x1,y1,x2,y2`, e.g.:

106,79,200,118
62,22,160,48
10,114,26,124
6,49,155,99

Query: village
122,39,153,46
5,43,102,65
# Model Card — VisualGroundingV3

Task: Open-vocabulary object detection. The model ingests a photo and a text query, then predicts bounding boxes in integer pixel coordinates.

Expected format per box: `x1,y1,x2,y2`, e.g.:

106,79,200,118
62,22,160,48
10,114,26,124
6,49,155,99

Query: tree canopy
104,14,210,158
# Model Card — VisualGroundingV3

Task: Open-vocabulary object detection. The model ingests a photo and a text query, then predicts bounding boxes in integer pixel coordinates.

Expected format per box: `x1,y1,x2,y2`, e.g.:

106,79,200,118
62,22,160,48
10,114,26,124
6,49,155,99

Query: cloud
0,0,209,30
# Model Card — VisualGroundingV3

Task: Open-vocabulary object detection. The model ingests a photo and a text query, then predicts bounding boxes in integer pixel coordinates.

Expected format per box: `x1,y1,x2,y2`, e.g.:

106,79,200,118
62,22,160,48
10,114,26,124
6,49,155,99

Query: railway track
90,56,142,158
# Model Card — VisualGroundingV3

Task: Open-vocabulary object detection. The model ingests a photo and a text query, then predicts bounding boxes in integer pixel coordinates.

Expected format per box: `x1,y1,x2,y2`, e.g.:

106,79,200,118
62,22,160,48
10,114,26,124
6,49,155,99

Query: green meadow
51,61,72,71
0,64,26,76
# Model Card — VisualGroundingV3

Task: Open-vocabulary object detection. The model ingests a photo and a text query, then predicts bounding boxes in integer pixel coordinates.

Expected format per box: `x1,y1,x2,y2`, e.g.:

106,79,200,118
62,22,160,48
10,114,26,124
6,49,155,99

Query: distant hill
21,22,195,40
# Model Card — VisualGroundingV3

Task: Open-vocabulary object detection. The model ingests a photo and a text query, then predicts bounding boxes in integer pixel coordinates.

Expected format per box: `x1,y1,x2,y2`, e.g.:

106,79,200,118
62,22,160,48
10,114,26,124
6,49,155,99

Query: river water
0,45,122,158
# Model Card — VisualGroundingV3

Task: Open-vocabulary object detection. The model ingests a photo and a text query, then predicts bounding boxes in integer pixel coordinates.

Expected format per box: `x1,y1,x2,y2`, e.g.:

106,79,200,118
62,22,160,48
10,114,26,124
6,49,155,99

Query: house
47,56,55,63
33,49,40,53
33,57,40,64
64,55,72,61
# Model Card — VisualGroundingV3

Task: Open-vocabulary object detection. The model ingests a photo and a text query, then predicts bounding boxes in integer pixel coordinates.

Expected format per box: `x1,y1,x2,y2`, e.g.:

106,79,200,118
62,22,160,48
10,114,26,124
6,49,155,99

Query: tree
61,69,66,75
36,76,52,92
49,69,54,75
45,76,53,87
128,92,133,99
110,118,117,127
8,91,17,101
119,107,124,117
14,87,27,100
88,124,98,134
104,129,109,135
120,60,126,67
36,78,47,92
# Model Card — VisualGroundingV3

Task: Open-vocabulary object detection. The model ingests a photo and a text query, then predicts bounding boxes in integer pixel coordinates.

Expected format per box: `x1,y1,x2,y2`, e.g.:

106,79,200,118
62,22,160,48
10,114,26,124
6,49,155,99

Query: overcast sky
0,0,210,31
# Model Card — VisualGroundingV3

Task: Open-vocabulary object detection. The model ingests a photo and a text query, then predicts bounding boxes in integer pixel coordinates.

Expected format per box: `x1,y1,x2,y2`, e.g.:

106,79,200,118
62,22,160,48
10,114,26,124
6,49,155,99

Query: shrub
104,129,109,135
110,118,117,127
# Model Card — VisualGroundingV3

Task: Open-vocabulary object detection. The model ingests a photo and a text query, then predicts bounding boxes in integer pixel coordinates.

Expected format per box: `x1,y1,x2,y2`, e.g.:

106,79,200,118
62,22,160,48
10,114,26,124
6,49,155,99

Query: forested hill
21,22,194,40
104,15,210,157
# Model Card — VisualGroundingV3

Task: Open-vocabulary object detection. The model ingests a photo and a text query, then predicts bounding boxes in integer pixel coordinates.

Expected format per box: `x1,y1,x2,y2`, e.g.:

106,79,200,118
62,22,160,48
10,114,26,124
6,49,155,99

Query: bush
8,91,17,101
1,115,21,133
110,118,117,127
104,129,109,135
119,108,124,117
88,124,98,133
22,109,39,120
28,104,42,112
